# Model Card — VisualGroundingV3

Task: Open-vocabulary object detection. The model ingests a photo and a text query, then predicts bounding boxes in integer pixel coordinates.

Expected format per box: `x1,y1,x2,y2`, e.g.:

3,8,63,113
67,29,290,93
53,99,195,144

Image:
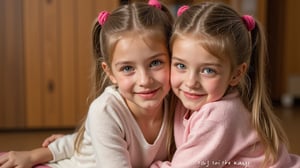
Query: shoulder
90,86,125,111
85,86,131,135
188,91,253,135
194,91,249,122
87,86,129,122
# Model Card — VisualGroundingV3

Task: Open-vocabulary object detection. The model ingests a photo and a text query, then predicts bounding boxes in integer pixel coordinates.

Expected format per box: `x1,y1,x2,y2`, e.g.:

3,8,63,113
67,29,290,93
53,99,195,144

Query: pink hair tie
98,11,110,26
177,5,189,17
148,0,161,9
242,15,255,31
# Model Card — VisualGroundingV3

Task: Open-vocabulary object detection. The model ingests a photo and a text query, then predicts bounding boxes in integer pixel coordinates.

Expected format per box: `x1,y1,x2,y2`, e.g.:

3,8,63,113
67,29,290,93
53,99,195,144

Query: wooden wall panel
257,0,267,27
24,0,43,127
0,0,25,128
285,0,300,76
94,0,120,12
42,0,61,127
0,0,5,126
71,0,120,122
74,0,120,123
1,0,119,128
283,0,300,99
266,0,284,100
60,0,77,127
76,0,96,121
22,0,119,128
4,0,23,127
267,0,300,101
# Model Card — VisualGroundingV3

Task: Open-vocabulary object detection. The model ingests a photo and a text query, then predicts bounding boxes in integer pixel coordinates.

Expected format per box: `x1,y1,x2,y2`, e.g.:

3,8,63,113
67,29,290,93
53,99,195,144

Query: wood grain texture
0,0,25,128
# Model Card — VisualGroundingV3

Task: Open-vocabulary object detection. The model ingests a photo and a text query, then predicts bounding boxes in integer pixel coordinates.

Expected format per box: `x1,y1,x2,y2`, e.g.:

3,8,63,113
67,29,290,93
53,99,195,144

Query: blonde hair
74,0,174,159
172,2,288,166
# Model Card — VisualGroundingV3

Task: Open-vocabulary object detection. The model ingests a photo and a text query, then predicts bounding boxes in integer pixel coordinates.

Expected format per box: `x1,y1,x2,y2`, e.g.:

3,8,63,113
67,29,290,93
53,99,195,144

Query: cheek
158,68,170,84
205,79,228,98
170,70,181,88
113,74,133,90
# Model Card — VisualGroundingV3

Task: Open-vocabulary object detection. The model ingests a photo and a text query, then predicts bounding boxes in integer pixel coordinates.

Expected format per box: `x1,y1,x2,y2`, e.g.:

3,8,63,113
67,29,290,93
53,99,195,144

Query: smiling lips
182,90,204,100
136,88,160,99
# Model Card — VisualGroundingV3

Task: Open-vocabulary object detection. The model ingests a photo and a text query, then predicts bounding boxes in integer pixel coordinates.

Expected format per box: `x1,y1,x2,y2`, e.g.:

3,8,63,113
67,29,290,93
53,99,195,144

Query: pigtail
75,19,111,153
249,20,289,166
91,20,110,99
74,20,101,153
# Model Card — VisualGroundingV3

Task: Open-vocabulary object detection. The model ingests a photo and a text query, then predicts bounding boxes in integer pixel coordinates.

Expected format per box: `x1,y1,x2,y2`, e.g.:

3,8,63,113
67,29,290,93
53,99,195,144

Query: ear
229,63,247,86
101,62,117,84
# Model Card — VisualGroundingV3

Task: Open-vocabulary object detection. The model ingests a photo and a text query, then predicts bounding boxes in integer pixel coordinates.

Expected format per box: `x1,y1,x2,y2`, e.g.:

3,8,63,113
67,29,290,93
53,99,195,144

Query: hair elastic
242,15,255,31
177,5,189,17
98,11,110,26
148,0,162,9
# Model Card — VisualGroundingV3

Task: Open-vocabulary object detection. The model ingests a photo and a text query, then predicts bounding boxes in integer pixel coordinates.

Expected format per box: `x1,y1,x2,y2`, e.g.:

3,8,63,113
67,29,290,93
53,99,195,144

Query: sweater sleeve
87,97,132,167
48,133,76,162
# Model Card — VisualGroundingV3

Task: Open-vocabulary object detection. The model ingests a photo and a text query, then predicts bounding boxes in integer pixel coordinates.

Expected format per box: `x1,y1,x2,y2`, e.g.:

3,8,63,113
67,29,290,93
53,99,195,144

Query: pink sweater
151,91,300,167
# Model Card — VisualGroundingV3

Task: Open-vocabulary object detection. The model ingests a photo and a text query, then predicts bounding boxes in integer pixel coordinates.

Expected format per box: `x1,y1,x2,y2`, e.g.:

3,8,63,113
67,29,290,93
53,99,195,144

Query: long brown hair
172,2,288,166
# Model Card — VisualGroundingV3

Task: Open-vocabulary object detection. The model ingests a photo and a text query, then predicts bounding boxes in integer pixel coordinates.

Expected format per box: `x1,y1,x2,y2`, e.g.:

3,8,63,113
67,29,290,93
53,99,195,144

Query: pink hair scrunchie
177,5,189,17
148,0,162,9
242,15,255,31
98,11,110,26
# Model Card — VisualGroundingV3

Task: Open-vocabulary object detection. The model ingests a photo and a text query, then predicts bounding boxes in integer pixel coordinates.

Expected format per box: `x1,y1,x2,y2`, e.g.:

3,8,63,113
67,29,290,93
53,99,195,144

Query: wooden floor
0,107,300,155
0,128,75,151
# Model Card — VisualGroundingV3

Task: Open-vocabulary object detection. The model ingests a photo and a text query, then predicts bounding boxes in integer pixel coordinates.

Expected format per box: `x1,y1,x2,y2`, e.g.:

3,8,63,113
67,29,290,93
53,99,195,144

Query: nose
185,71,200,88
137,70,153,86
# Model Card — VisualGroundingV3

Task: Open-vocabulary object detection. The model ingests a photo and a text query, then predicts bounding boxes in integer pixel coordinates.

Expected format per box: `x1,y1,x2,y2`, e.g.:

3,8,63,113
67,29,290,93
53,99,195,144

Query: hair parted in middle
91,1,174,98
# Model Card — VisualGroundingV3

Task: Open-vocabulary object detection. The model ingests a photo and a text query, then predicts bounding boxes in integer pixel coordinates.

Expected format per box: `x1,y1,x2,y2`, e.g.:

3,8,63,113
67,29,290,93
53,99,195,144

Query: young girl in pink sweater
152,2,300,168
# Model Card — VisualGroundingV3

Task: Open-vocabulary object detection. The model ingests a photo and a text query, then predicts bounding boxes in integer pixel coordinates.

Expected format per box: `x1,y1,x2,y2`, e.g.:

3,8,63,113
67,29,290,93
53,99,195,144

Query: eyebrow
114,53,168,67
171,56,222,67
171,56,185,62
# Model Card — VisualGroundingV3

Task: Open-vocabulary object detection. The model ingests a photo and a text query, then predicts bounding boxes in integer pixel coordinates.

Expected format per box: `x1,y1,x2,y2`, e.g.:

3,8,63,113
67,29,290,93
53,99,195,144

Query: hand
0,148,53,168
42,134,64,147
0,151,35,168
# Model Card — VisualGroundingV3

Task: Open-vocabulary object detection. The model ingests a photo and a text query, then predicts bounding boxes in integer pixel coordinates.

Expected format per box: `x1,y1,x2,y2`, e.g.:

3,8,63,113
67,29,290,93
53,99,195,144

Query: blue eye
176,63,186,70
202,68,215,74
121,66,134,73
150,60,162,67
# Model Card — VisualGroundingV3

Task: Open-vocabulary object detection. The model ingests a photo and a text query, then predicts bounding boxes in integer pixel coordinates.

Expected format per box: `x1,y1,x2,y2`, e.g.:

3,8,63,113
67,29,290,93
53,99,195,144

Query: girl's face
171,37,241,111
103,33,170,115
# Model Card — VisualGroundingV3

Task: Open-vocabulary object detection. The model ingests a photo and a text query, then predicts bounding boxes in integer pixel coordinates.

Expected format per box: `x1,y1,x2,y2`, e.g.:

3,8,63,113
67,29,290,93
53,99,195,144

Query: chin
182,102,201,111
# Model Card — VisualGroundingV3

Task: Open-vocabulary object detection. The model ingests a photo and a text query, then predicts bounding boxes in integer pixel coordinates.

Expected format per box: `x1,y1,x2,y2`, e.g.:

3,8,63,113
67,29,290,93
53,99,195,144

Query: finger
0,163,14,168
0,153,8,165
42,139,51,147
0,159,13,168
42,134,58,147
42,138,52,147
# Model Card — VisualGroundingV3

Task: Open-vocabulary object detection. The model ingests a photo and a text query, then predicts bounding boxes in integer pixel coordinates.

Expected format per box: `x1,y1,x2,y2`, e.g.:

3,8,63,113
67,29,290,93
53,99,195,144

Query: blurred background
0,0,299,155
